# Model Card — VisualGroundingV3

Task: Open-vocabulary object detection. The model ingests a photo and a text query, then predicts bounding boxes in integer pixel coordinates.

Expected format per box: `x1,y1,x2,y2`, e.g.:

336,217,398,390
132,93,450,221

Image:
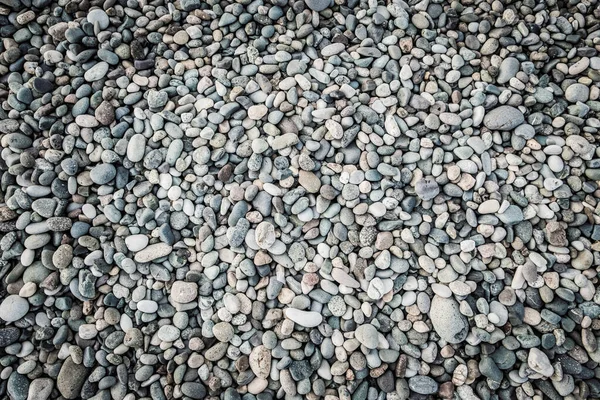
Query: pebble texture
0,0,599,400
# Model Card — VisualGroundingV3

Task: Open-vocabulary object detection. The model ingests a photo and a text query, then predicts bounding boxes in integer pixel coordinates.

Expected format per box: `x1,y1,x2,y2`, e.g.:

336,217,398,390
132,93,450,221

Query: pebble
430,296,469,344
57,358,87,399
305,0,331,11
170,281,198,303
125,234,149,252
134,243,172,262
181,383,206,399
83,62,109,82
89,164,116,185
415,178,439,201
137,300,158,313
409,376,439,395
87,8,110,30
528,348,554,377
497,57,520,84
249,345,271,379
255,221,276,249
298,170,321,193
285,308,323,328
483,106,525,130
127,134,146,162
0,295,29,322
565,83,590,102
355,324,379,349
27,378,54,400
213,322,234,342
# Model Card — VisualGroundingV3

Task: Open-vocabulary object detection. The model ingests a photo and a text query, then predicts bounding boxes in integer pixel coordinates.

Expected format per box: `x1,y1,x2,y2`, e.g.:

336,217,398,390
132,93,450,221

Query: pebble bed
0,0,600,399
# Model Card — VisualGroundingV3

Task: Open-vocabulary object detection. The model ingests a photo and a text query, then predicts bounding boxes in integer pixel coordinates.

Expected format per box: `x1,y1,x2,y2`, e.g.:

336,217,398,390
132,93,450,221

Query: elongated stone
285,308,323,328
134,243,172,263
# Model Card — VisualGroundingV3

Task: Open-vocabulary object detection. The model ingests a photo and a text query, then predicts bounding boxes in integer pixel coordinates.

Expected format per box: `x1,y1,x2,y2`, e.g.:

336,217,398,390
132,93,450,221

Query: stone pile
0,0,599,399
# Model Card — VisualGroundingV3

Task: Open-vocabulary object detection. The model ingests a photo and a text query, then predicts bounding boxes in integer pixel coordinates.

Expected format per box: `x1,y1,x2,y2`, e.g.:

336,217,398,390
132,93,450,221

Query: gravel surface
0,0,600,399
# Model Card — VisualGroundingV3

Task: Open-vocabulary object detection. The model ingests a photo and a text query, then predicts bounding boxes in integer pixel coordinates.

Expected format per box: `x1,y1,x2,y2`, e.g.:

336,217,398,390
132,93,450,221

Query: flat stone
47,217,72,231
158,325,180,341
32,78,54,94
321,43,345,57
565,83,589,102
57,357,87,399
127,134,146,162
27,378,54,400
271,133,299,150
134,243,172,262
298,170,321,193
7,372,28,400
528,348,553,377
137,300,158,313
147,90,168,109
408,376,438,395
552,374,575,397
304,0,331,11
479,357,503,383
355,324,379,349
255,221,276,249
84,62,109,82
171,281,198,303
483,106,524,130
180,0,201,11
0,295,29,322
0,327,20,346
415,177,439,201
478,199,500,214
496,205,524,225
331,268,360,288
87,8,109,29
497,57,520,84
285,308,323,328
429,295,469,344
439,112,461,126
572,250,593,270
125,234,149,252
180,383,206,399
90,164,117,185
248,105,268,120
213,322,234,342
249,345,271,379
95,101,115,125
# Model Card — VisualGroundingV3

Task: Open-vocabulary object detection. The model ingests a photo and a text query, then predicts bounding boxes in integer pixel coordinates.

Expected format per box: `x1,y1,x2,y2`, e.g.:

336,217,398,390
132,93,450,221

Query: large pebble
304,0,331,11
355,324,379,349
170,281,198,303
0,295,29,322
57,358,87,399
429,295,469,344
285,308,323,328
483,106,524,130
134,243,172,262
